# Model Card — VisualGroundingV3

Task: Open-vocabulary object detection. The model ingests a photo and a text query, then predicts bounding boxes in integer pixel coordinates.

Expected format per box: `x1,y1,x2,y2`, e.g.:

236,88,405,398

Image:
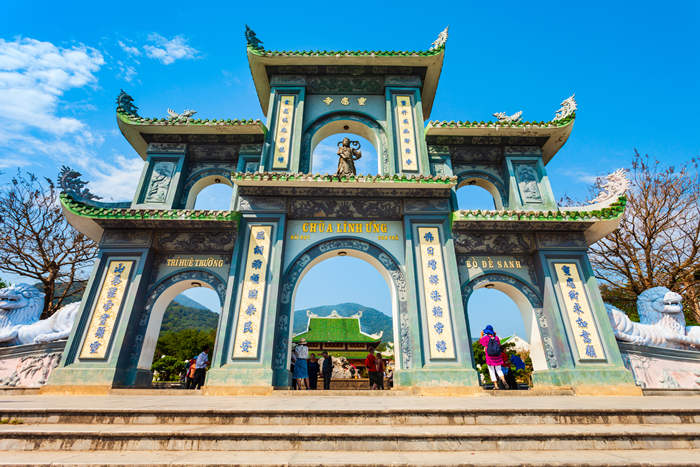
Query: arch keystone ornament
47,29,638,394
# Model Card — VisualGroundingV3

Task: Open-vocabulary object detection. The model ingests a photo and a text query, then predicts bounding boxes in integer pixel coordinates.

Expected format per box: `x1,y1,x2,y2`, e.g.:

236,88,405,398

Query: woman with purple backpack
479,325,509,390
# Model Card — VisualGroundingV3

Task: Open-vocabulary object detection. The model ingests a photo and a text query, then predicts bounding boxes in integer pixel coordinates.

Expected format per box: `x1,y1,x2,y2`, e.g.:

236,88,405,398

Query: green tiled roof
427,114,575,131
248,45,444,58
293,317,381,344
60,193,241,222
117,109,267,131
451,196,626,224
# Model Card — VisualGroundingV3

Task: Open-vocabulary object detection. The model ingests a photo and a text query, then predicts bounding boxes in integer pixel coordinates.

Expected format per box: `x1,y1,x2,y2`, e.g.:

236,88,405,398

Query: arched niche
181,171,234,210
272,238,410,386
130,271,226,371
300,112,389,175
461,273,554,373
456,172,509,210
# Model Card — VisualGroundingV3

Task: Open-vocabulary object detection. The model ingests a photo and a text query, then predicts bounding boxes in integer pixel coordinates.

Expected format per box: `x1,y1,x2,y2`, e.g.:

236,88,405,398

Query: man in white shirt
192,345,209,390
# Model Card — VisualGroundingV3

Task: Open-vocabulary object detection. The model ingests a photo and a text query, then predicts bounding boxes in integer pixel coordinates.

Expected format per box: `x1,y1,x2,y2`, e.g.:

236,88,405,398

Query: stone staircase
0,404,699,465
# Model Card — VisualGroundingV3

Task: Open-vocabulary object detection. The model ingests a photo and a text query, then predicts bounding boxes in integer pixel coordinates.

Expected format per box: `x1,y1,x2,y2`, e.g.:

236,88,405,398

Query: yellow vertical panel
233,225,272,358
272,96,295,170
79,261,134,359
396,96,418,171
554,263,605,360
418,227,455,359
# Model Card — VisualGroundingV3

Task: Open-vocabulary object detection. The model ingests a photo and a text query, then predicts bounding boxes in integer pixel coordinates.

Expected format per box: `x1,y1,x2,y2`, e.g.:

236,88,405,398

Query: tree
0,277,8,289
588,151,700,324
154,328,216,363
0,171,97,318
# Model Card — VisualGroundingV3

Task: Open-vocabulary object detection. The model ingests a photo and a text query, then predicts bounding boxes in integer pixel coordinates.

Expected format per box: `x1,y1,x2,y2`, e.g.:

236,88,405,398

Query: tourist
375,353,385,390
321,351,332,390
293,338,310,390
365,346,380,390
185,358,196,389
500,349,518,390
478,326,509,390
386,365,394,389
308,353,320,390
192,345,210,390
290,347,297,390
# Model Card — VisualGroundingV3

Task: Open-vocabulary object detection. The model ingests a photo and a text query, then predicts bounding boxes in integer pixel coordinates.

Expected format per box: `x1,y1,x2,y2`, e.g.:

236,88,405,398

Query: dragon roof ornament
58,166,102,201
430,26,449,50
245,24,263,49
553,94,577,121
167,108,197,124
116,89,138,116
590,168,630,205
492,111,522,123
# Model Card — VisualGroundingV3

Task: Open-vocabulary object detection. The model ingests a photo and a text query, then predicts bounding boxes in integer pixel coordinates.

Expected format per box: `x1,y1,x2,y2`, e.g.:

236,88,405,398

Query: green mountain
172,293,215,312
293,303,394,343
159,303,219,335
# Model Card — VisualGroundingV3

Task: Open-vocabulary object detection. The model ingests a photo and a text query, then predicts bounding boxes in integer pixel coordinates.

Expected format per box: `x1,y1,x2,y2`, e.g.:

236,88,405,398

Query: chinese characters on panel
554,263,604,360
272,96,295,170
233,226,272,358
418,227,455,359
79,261,134,359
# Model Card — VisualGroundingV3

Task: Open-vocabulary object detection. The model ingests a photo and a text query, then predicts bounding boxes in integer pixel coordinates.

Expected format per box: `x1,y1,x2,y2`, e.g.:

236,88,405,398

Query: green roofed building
293,310,385,370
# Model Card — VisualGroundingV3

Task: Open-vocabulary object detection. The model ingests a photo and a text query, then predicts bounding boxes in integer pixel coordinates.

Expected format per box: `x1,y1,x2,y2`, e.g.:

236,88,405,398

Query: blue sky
1,1,698,340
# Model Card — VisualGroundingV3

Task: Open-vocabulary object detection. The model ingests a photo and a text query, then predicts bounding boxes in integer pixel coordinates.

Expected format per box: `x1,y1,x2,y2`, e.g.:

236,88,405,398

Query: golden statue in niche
336,137,362,176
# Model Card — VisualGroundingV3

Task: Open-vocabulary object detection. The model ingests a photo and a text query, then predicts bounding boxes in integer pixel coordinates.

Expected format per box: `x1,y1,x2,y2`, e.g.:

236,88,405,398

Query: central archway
272,238,410,386
461,273,555,373
300,112,390,175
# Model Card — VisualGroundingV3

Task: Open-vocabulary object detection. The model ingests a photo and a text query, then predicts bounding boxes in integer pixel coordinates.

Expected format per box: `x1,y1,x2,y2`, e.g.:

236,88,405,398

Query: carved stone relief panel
244,161,260,173
101,230,152,246
404,198,449,213
154,231,237,252
238,196,286,212
147,143,186,153
288,199,401,219
514,163,543,204
450,147,502,164
144,161,175,203
505,146,540,155
536,232,588,249
189,145,240,162
453,232,534,254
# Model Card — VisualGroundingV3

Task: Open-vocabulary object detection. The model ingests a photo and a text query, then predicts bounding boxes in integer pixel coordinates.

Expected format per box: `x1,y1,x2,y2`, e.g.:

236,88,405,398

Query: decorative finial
492,111,523,123
116,89,138,116
589,168,629,205
167,109,197,124
245,24,263,49
553,94,577,121
430,26,449,50
57,166,102,200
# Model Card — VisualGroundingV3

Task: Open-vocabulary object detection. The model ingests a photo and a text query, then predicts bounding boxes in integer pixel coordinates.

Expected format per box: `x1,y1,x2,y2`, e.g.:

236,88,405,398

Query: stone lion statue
0,283,80,347
606,286,700,350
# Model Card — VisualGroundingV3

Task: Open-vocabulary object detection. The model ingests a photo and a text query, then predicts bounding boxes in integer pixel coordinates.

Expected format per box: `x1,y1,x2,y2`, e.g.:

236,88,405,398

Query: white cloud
143,34,199,65
311,142,338,174
88,153,145,201
118,40,141,57
559,168,600,184
0,38,104,135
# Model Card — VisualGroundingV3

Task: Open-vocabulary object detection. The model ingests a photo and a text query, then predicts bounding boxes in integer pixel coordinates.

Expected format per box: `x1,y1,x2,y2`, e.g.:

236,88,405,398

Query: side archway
455,171,509,210
300,112,390,175
180,170,234,209
461,273,555,372
272,238,410,386
129,270,226,371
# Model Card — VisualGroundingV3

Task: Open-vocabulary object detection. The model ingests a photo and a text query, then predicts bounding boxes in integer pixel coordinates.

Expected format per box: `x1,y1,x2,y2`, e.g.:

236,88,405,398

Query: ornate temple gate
46,28,636,393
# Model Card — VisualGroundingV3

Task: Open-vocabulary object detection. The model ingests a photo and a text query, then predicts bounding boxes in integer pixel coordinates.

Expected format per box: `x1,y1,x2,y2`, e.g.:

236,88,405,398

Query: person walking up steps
478,325,509,390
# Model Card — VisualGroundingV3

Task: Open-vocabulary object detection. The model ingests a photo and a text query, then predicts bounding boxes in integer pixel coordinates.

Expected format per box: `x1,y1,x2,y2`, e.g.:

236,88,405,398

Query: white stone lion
606,286,700,350
0,283,80,347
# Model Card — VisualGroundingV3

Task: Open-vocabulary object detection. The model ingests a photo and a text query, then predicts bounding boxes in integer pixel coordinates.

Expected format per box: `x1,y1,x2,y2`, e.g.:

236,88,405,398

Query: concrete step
1,423,699,452
1,449,700,466
3,407,699,426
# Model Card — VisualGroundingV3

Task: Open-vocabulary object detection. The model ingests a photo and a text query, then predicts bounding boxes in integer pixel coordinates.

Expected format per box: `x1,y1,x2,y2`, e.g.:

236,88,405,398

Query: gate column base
206,368,275,387
394,368,480,388
532,367,637,389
